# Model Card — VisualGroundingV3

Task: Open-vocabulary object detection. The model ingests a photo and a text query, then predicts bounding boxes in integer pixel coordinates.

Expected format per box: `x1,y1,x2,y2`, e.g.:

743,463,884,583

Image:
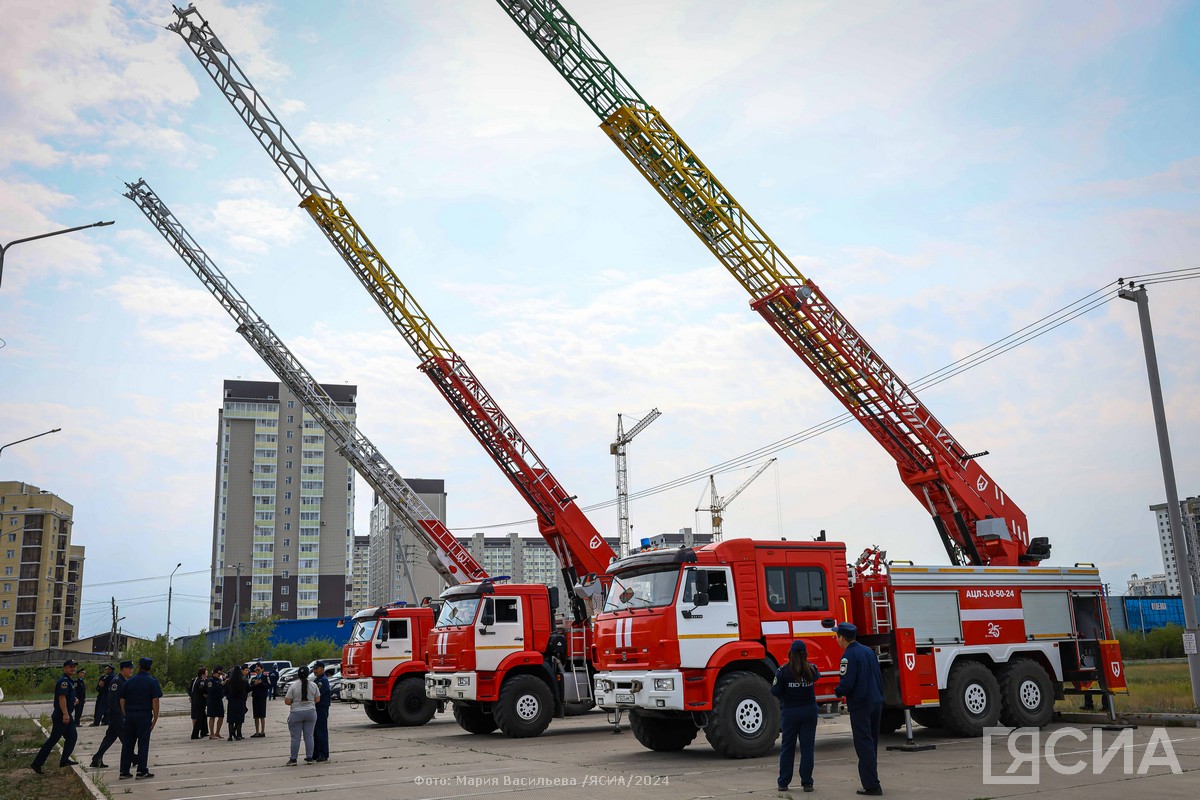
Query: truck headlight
654,678,674,691
599,679,614,693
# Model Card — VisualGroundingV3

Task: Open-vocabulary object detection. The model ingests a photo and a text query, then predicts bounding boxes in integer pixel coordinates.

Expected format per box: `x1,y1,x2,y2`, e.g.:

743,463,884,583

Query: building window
286,461,293,469
283,538,291,547
282,554,290,563
288,400,295,409
282,570,289,579
280,602,289,612
281,586,290,595
283,523,291,531
6,533,14,542
287,415,294,424
286,445,293,454
4,550,12,559
285,476,292,485
287,430,294,439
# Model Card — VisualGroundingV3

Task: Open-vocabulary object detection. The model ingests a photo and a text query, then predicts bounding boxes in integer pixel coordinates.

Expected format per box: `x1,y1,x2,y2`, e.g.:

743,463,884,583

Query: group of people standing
187,662,332,765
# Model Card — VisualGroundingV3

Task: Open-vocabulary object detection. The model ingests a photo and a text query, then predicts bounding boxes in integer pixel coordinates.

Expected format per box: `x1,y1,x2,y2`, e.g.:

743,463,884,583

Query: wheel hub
965,683,988,716
734,698,763,735
1019,679,1041,710
515,693,540,721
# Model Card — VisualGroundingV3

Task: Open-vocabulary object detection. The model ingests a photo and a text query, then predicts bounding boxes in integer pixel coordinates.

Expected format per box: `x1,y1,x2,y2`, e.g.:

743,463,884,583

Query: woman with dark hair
771,639,821,794
188,667,209,740
226,665,249,741
206,665,226,740
283,665,318,765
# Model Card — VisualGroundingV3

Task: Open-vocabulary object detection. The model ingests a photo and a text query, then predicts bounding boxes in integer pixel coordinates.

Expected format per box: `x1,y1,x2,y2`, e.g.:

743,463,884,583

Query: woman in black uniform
771,639,821,794
249,663,269,737
226,665,248,741
206,666,226,740
189,667,209,739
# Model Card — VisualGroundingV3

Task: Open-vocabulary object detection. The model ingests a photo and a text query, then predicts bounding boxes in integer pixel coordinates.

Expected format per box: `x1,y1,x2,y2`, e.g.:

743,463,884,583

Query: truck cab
341,604,437,726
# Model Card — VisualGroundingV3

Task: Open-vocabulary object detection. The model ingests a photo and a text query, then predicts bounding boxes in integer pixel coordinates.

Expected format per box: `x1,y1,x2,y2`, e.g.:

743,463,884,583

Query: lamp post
165,562,181,672
1118,281,1200,707
0,221,115,290
0,428,61,460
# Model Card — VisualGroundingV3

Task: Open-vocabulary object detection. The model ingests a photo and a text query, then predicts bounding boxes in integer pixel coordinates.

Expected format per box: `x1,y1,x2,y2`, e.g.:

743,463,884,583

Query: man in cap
834,623,884,796
92,664,114,726
118,656,163,779
72,668,88,726
312,662,332,762
31,659,78,773
91,660,133,769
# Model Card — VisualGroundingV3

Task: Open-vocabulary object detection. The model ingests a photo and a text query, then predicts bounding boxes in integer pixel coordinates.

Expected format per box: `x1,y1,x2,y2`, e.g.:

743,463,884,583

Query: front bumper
426,672,476,701
594,670,685,711
343,678,371,702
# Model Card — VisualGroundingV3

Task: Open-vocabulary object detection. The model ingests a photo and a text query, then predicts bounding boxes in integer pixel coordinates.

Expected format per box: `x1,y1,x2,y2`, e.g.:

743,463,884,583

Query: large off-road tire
492,674,554,738
910,708,943,729
998,659,1054,728
628,710,699,752
388,677,436,727
704,671,780,758
879,707,906,734
363,701,394,725
941,661,1001,737
453,702,499,734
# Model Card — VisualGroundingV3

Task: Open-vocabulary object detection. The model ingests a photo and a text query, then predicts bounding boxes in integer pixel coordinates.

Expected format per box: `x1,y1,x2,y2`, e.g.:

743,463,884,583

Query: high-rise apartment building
350,535,370,612
0,481,85,651
210,380,356,627
368,482,447,607
1149,496,1200,596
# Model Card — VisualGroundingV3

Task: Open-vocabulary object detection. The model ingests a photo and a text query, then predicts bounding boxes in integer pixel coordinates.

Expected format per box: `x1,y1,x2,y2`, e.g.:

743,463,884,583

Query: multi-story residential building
350,535,370,612
0,482,85,652
1127,573,1170,597
367,482,447,608
1149,496,1200,596
210,380,356,627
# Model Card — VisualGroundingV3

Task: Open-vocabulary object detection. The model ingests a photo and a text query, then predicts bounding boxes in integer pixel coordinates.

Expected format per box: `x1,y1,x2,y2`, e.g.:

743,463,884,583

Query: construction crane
123,178,488,588
610,408,661,557
697,458,775,542
169,5,616,612
495,0,1050,567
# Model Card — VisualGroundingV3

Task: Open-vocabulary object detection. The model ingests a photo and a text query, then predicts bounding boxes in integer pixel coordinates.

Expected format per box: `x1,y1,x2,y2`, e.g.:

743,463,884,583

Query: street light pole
165,562,181,672
0,428,62,460
0,221,115,290
1118,282,1200,708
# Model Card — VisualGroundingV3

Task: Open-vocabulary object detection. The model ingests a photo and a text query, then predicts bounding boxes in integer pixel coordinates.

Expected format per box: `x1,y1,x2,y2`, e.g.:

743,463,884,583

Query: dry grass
1055,660,1198,714
0,715,97,800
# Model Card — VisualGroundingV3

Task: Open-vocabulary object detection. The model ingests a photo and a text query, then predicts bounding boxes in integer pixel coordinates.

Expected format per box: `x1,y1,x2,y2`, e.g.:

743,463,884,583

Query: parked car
277,658,341,694
243,659,292,675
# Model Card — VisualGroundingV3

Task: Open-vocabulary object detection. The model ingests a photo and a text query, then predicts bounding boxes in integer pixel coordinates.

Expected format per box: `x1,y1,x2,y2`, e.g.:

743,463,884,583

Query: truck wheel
704,671,780,758
453,703,498,734
941,661,1001,737
910,708,943,729
879,707,905,734
388,677,436,727
998,659,1053,728
363,702,394,725
493,674,554,738
628,710,699,751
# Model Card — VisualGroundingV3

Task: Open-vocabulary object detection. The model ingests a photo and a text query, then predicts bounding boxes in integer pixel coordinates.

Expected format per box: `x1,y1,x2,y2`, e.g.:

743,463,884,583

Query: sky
2,0,1198,643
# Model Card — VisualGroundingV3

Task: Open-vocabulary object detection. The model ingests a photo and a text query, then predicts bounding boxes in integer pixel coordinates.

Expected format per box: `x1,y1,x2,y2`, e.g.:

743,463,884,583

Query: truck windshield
604,566,680,612
435,596,482,628
349,619,377,643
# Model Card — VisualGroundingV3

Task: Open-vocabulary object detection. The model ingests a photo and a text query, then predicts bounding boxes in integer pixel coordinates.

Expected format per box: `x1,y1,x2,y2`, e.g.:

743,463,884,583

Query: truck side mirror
480,600,495,629
692,592,709,607
694,570,710,594
548,585,560,611
379,623,389,643
821,618,836,629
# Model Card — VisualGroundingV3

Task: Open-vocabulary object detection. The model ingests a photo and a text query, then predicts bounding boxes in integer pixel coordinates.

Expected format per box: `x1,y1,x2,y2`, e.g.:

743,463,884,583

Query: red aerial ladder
496,0,1052,568
125,178,489,727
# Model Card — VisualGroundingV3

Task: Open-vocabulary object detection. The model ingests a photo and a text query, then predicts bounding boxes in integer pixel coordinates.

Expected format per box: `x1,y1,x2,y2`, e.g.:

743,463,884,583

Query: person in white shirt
283,666,319,765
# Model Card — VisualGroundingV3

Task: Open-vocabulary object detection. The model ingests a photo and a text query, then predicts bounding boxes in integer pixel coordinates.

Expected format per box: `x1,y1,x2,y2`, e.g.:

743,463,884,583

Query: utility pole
611,409,662,558
1118,281,1200,708
165,562,181,673
110,597,117,658
228,562,245,639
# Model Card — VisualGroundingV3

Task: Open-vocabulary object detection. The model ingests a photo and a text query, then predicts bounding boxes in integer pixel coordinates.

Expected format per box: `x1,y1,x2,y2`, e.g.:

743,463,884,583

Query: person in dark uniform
312,662,331,762
268,667,279,700
188,667,210,739
92,665,113,726
206,665,226,739
226,665,248,741
249,664,269,737
772,639,821,794
72,668,87,726
31,659,78,773
118,656,162,780
91,660,132,769
834,623,884,796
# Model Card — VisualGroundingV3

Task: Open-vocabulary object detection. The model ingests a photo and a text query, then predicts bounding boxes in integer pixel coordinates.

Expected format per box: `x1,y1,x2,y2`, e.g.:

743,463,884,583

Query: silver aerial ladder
124,178,488,588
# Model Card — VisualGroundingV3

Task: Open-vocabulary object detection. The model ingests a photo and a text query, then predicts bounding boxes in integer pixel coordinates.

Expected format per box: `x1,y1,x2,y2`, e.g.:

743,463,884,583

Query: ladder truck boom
124,178,488,587
496,0,1048,567
169,4,616,594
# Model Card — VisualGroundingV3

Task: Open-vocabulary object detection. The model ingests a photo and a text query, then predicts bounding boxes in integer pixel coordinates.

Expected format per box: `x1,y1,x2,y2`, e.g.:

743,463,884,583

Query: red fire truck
341,604,441,725
589,539,1126,757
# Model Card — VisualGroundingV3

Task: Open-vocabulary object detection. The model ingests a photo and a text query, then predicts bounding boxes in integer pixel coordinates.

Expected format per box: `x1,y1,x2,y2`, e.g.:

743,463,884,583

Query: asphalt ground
2,695,1197,799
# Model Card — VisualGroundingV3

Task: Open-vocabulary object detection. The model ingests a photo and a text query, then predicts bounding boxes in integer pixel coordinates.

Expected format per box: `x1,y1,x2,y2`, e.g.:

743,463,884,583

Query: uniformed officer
72,668,87,726
834,622,884,796
31,659,78,773
91,660,132,769
771,639,821,794
92,665,114,726
312,662,332,762
118,656,163,780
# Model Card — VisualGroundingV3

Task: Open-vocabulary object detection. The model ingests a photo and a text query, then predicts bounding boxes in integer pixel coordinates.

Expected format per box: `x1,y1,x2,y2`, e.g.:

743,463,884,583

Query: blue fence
1122,597,1189,633
174,616,352,652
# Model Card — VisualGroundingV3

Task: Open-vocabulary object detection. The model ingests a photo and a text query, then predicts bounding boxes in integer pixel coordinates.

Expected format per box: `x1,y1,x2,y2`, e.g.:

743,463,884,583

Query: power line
83,568,207,589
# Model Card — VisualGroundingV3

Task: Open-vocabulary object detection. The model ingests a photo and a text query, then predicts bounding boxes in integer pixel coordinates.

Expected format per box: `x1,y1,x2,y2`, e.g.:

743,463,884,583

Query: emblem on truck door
904,653,915,671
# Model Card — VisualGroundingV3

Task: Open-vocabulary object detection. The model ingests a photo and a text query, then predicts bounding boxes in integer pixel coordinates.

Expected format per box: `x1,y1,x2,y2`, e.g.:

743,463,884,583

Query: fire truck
340,604,441,725
589,539,1126,757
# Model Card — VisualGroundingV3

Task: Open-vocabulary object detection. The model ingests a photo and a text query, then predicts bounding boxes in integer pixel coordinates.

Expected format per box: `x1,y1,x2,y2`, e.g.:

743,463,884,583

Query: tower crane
169,5,616,614
495,0,1051,567
123,178,488,588
610,408,661,558
697,458,776,542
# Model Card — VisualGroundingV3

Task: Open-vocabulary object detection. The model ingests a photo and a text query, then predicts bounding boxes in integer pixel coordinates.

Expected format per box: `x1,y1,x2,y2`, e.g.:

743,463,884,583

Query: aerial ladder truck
495,0,1126,755
169,4,616,738
125,178,492,727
